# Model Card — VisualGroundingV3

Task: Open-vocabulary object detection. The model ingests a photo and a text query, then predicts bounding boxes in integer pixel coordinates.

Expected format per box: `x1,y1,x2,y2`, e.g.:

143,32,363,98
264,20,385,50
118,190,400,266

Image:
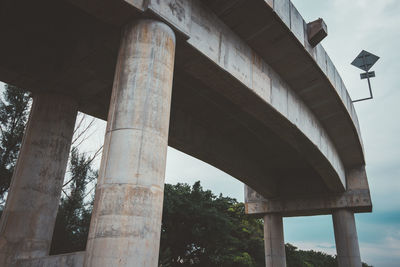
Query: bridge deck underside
0,0,347,198
200,0,364,169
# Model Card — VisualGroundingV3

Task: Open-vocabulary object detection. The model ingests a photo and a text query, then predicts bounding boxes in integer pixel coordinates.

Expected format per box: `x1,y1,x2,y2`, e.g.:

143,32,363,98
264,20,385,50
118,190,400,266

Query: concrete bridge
0,0,372,266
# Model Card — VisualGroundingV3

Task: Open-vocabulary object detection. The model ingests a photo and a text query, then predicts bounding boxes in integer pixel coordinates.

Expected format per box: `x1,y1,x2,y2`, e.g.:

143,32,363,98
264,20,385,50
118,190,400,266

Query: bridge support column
0,93,77,266
84,19,175,267
332,209,362,267
264,213,286,267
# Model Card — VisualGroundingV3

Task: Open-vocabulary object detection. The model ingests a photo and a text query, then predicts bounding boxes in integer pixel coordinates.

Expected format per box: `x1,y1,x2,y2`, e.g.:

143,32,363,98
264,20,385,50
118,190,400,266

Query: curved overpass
0,0,372,266
0,0,365,199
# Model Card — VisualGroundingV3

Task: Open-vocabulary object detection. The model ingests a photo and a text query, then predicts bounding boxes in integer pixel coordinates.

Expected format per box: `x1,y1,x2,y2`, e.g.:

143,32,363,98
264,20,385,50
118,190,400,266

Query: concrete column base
332,209,362,267
16,251,85,267
264,213,286,267
0,93,77,265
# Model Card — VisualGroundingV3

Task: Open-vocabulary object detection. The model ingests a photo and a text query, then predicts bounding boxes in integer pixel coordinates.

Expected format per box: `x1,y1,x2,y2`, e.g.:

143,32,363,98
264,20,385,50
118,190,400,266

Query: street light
351,50,380,103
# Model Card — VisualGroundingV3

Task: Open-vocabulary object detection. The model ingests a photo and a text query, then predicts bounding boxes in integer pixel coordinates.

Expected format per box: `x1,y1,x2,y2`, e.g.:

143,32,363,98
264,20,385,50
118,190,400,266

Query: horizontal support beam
245,166,372,216
245,189,372,217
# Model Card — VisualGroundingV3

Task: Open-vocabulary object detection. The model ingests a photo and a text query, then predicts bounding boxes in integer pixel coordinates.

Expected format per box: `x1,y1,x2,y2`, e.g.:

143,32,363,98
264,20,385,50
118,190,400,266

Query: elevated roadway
0,1,371,266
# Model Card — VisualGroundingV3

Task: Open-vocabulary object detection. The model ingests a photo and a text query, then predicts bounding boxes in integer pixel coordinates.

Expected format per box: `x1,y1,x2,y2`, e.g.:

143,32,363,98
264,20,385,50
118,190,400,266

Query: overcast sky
1,0,399,266
287,1,400,266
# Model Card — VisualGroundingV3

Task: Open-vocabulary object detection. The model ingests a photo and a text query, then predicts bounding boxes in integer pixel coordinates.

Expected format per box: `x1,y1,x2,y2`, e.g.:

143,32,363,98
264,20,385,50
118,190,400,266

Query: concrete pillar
264,213,286,267
332,209,362,267
0,93,77,265
84,19,175,267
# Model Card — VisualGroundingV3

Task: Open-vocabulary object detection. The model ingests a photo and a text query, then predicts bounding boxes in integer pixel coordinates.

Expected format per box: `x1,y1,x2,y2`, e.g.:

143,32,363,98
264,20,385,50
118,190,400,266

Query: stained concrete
16,251,85,267
83,19,175,267
0,1,372,265
264,214,286,267
199,0,364,167
333,209,362,267
0,0,368,198
0,93,77,266
245,166,372,216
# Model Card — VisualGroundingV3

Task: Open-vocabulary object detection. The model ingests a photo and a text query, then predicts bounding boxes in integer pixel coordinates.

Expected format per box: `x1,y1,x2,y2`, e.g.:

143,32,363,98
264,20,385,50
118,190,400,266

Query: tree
0,84,100,253
159,181,373,267
285,243,372,267
50,147,97,255
285,243,337,267
49,113,101,255
0,84,30,203
159,181,264,267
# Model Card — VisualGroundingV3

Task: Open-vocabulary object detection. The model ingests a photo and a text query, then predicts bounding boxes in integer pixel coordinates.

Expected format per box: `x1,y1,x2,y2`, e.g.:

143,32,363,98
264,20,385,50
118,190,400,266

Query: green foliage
159,181,264,267
159,182,373,267
50,147,97,255
285,243,372,267
286,243,337,267
0,84,30,202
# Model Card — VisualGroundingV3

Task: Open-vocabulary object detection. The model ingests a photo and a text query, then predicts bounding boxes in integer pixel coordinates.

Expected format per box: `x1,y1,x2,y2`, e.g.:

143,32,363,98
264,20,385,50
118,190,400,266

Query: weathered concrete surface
0,0,370,198
245,166,372,216
0,93,77,266
182,0,346,193
264,214,286,267
84,19,175,267
333,209,362,267
199,0,364,165
0,0,373,265
16,251,85,267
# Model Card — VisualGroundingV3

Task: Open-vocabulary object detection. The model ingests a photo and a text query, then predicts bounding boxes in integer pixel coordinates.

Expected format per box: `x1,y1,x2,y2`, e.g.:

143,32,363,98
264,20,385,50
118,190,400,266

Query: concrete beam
0,0,370,198
0,93,78,265
198,0,364,169
147,0,192,38
264,214,286,267
332,209,362,267
183,0,346,192
245,166,372,216
84,19,175,267
246,189,371,216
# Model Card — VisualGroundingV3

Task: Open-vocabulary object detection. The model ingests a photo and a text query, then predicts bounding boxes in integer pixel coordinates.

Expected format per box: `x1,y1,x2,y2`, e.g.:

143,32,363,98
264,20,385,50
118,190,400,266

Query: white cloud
360,236,400,267
289,241,337,256
165,147,244,201
289,237,400,267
